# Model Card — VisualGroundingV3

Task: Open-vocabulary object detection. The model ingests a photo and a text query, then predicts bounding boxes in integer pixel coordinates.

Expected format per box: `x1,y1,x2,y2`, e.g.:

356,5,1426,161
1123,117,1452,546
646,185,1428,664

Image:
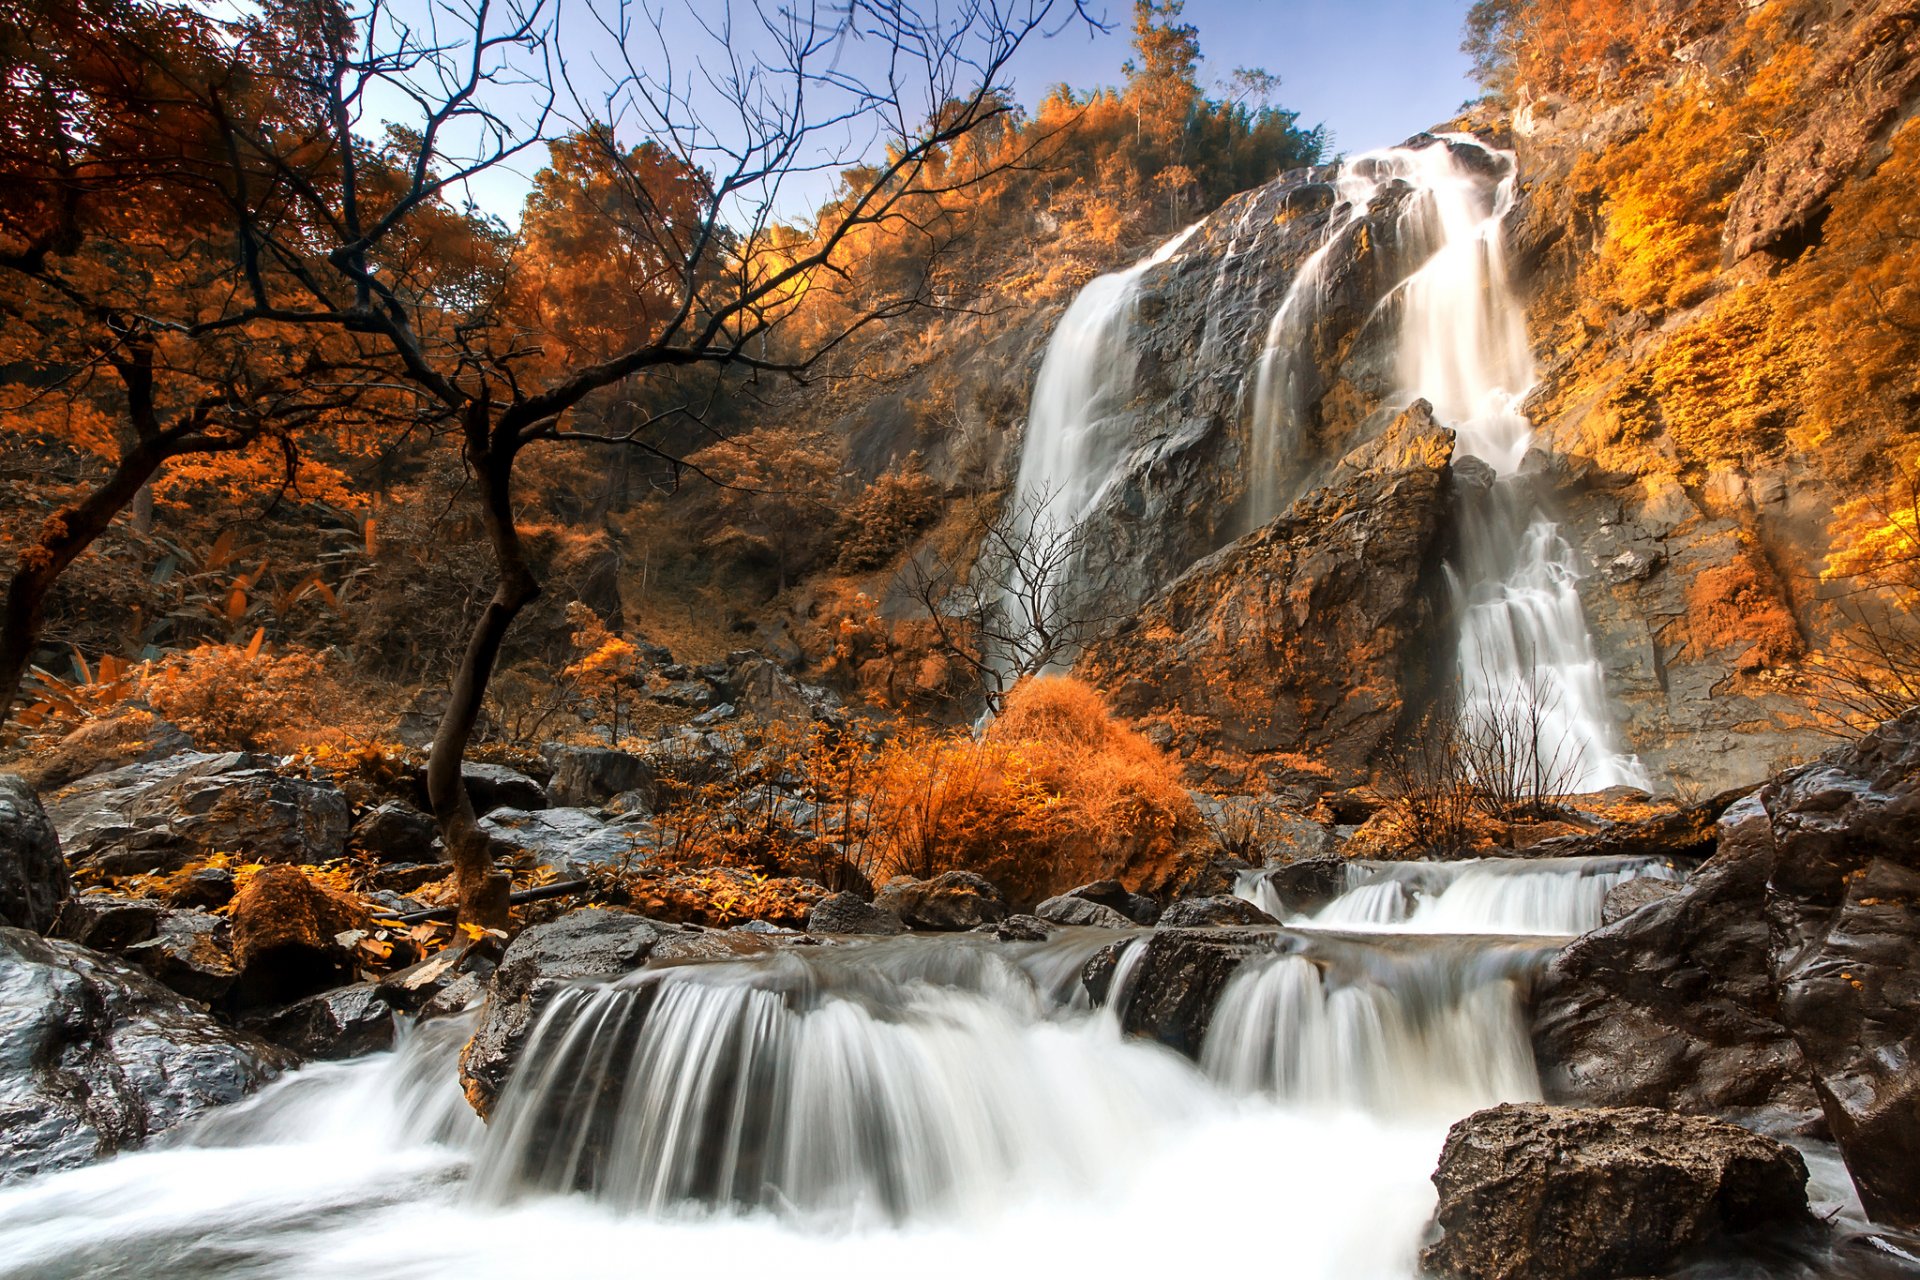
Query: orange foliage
139,642,349,751
866,675,1199,906
1683,549,1802,672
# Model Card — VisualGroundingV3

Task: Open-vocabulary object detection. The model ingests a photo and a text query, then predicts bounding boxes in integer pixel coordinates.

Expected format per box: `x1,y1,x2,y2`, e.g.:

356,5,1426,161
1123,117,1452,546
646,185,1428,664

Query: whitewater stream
0,856,1898,1279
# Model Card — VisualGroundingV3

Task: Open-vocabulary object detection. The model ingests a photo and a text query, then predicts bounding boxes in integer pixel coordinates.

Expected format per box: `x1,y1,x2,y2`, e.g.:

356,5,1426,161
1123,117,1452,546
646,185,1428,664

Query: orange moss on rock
1683,549,1803,672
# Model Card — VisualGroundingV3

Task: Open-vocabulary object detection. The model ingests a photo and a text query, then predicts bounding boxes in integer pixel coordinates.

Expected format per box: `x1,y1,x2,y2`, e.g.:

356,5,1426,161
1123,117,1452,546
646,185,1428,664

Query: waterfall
1237,855,1681,936
1246,136,1646,791
996,224,1199,674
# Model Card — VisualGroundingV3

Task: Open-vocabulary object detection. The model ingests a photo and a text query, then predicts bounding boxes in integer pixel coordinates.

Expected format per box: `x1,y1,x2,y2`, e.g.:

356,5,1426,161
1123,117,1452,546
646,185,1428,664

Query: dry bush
138,643,357,752
865,675,1199,905
834,460,943,572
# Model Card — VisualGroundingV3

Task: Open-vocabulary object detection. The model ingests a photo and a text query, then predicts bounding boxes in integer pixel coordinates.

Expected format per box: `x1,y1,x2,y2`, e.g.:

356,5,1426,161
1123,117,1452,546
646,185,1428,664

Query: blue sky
417,0,1481,223
1008,0,1480,156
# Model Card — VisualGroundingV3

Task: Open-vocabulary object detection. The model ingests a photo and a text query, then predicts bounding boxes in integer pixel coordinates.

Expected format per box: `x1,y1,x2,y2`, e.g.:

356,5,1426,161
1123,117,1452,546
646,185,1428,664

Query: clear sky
422,0,1482,223
1008,0,1480,156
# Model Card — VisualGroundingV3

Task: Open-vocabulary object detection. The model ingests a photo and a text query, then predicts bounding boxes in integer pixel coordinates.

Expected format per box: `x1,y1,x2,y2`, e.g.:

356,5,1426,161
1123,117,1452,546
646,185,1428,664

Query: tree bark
424,413,540,928
0,443,167,727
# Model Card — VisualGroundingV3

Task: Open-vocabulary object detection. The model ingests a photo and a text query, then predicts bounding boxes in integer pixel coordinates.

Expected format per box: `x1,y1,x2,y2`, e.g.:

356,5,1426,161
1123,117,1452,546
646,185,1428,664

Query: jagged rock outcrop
1081,403,1455,784
543,745,655,811
1723,0,1920,261
0,927,288,1182
1423,1103,1816,1280
44,752,351,874
0,773,67,932
1534,712,1920,1228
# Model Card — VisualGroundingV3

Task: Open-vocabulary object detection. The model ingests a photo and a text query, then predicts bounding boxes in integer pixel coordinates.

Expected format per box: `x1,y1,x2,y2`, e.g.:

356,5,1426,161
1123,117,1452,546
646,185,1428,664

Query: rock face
806,891,906,936
1080,403,1456,783
1534,712,1920,1227
0,773,67,932
44,752,350,873
1423,1103,1815,1280
872,871,1008,931
459,762,547,815
0,928,287,1182
460,908,667,1116
1722,0,1920,262
247,984,398,1061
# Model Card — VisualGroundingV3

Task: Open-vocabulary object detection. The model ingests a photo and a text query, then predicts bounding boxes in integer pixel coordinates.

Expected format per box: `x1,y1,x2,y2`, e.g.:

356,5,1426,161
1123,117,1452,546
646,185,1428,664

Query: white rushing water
1244,136,1647,792
995,223,1199,674
0,855,1888,1279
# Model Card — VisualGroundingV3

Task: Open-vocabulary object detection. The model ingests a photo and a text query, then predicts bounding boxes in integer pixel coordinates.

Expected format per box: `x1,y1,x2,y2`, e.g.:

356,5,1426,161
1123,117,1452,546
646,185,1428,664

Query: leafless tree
904,485,1126,713
1809,461,1920,735
1457,673,1584,828
113,0,1102,923
1377,705,1478,854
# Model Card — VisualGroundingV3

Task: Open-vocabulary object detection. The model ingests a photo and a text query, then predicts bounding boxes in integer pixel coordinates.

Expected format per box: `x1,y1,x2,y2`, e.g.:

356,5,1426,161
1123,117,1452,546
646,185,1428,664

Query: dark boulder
0,928,288,1183
44,751,350,873
1034,895,1133,929
376,945,495,1014
247,984,399,1061
1598,875,1681,925
979,914,1055,942
807,891,906,936
460,908,668,1117
459,762,547,815
1100,927,1286,1058
352,801,440,863
228,865,369,1009
0,773,67,933
168,865,235,910
1156,895,1280,929
1532,814,1824,1134
873,871,1007,931
1046,879,1160,925
479,806,654,873
1422,1103,1816,1280
56,894,166,951
544,745,656,811
1250,857,1353,918
125,909,236,1005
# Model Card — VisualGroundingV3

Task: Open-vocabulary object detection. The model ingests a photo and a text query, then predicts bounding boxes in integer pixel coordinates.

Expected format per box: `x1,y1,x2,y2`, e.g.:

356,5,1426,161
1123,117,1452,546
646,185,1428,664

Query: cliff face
831,0,1919,793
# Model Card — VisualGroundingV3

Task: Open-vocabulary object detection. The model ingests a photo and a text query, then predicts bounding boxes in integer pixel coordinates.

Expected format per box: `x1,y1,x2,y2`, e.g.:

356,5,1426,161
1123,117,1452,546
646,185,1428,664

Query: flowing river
0,856,1900,1279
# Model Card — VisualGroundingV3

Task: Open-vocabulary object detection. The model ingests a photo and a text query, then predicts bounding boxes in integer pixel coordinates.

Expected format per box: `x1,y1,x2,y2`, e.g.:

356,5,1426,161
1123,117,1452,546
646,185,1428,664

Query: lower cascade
0,854,1885,1279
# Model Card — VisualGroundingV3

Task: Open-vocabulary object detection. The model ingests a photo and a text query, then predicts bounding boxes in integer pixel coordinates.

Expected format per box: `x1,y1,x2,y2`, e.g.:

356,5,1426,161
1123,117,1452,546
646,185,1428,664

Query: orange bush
866,675,1200,905
140,642,346,752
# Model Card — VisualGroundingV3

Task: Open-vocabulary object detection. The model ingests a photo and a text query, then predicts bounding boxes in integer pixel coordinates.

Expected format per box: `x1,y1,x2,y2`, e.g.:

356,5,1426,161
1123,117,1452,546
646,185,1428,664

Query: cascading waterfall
1245,137,1647,791
0,855,1887,1279
996,224,1198,672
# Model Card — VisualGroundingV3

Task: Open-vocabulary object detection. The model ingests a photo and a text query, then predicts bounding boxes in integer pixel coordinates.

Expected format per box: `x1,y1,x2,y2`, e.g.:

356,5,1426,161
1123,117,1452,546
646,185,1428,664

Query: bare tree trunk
424,418,539,928
0,444,165,727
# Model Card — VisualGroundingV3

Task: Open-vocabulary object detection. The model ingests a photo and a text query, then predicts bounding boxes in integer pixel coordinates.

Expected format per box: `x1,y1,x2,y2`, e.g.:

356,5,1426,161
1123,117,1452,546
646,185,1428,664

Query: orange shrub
140,642,344,752
866,675,1200,905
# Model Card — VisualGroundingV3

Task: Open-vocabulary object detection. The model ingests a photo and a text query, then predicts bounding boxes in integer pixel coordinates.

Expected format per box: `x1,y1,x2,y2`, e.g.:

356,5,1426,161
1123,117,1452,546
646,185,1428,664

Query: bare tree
108,0,1101,924
1377,704,1478,855
905,486,1125,713
1810,461,1920,734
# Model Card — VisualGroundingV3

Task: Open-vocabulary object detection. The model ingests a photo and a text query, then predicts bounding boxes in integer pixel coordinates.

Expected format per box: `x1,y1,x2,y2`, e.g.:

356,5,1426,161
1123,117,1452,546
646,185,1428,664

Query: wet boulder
1531,819,1825,1134
44,751,350,874
0,773,67,933
479,806,655,874
1044,879,1160,925
544,745,655,811
247,983,399,1061
55,893,167,951
1099,927,1287,1058
228,865,370,1009
125,909,236,1005
1249,857,1353,918
807,891,906,936
0,927,289,1183
873,871,1007,931
1156,895,1280,929
1422,1103,1816,1280
460,908,669,1117
352,801,440,863
1034,895,1134,929
1598,875,1681,925
980,914,1056,942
